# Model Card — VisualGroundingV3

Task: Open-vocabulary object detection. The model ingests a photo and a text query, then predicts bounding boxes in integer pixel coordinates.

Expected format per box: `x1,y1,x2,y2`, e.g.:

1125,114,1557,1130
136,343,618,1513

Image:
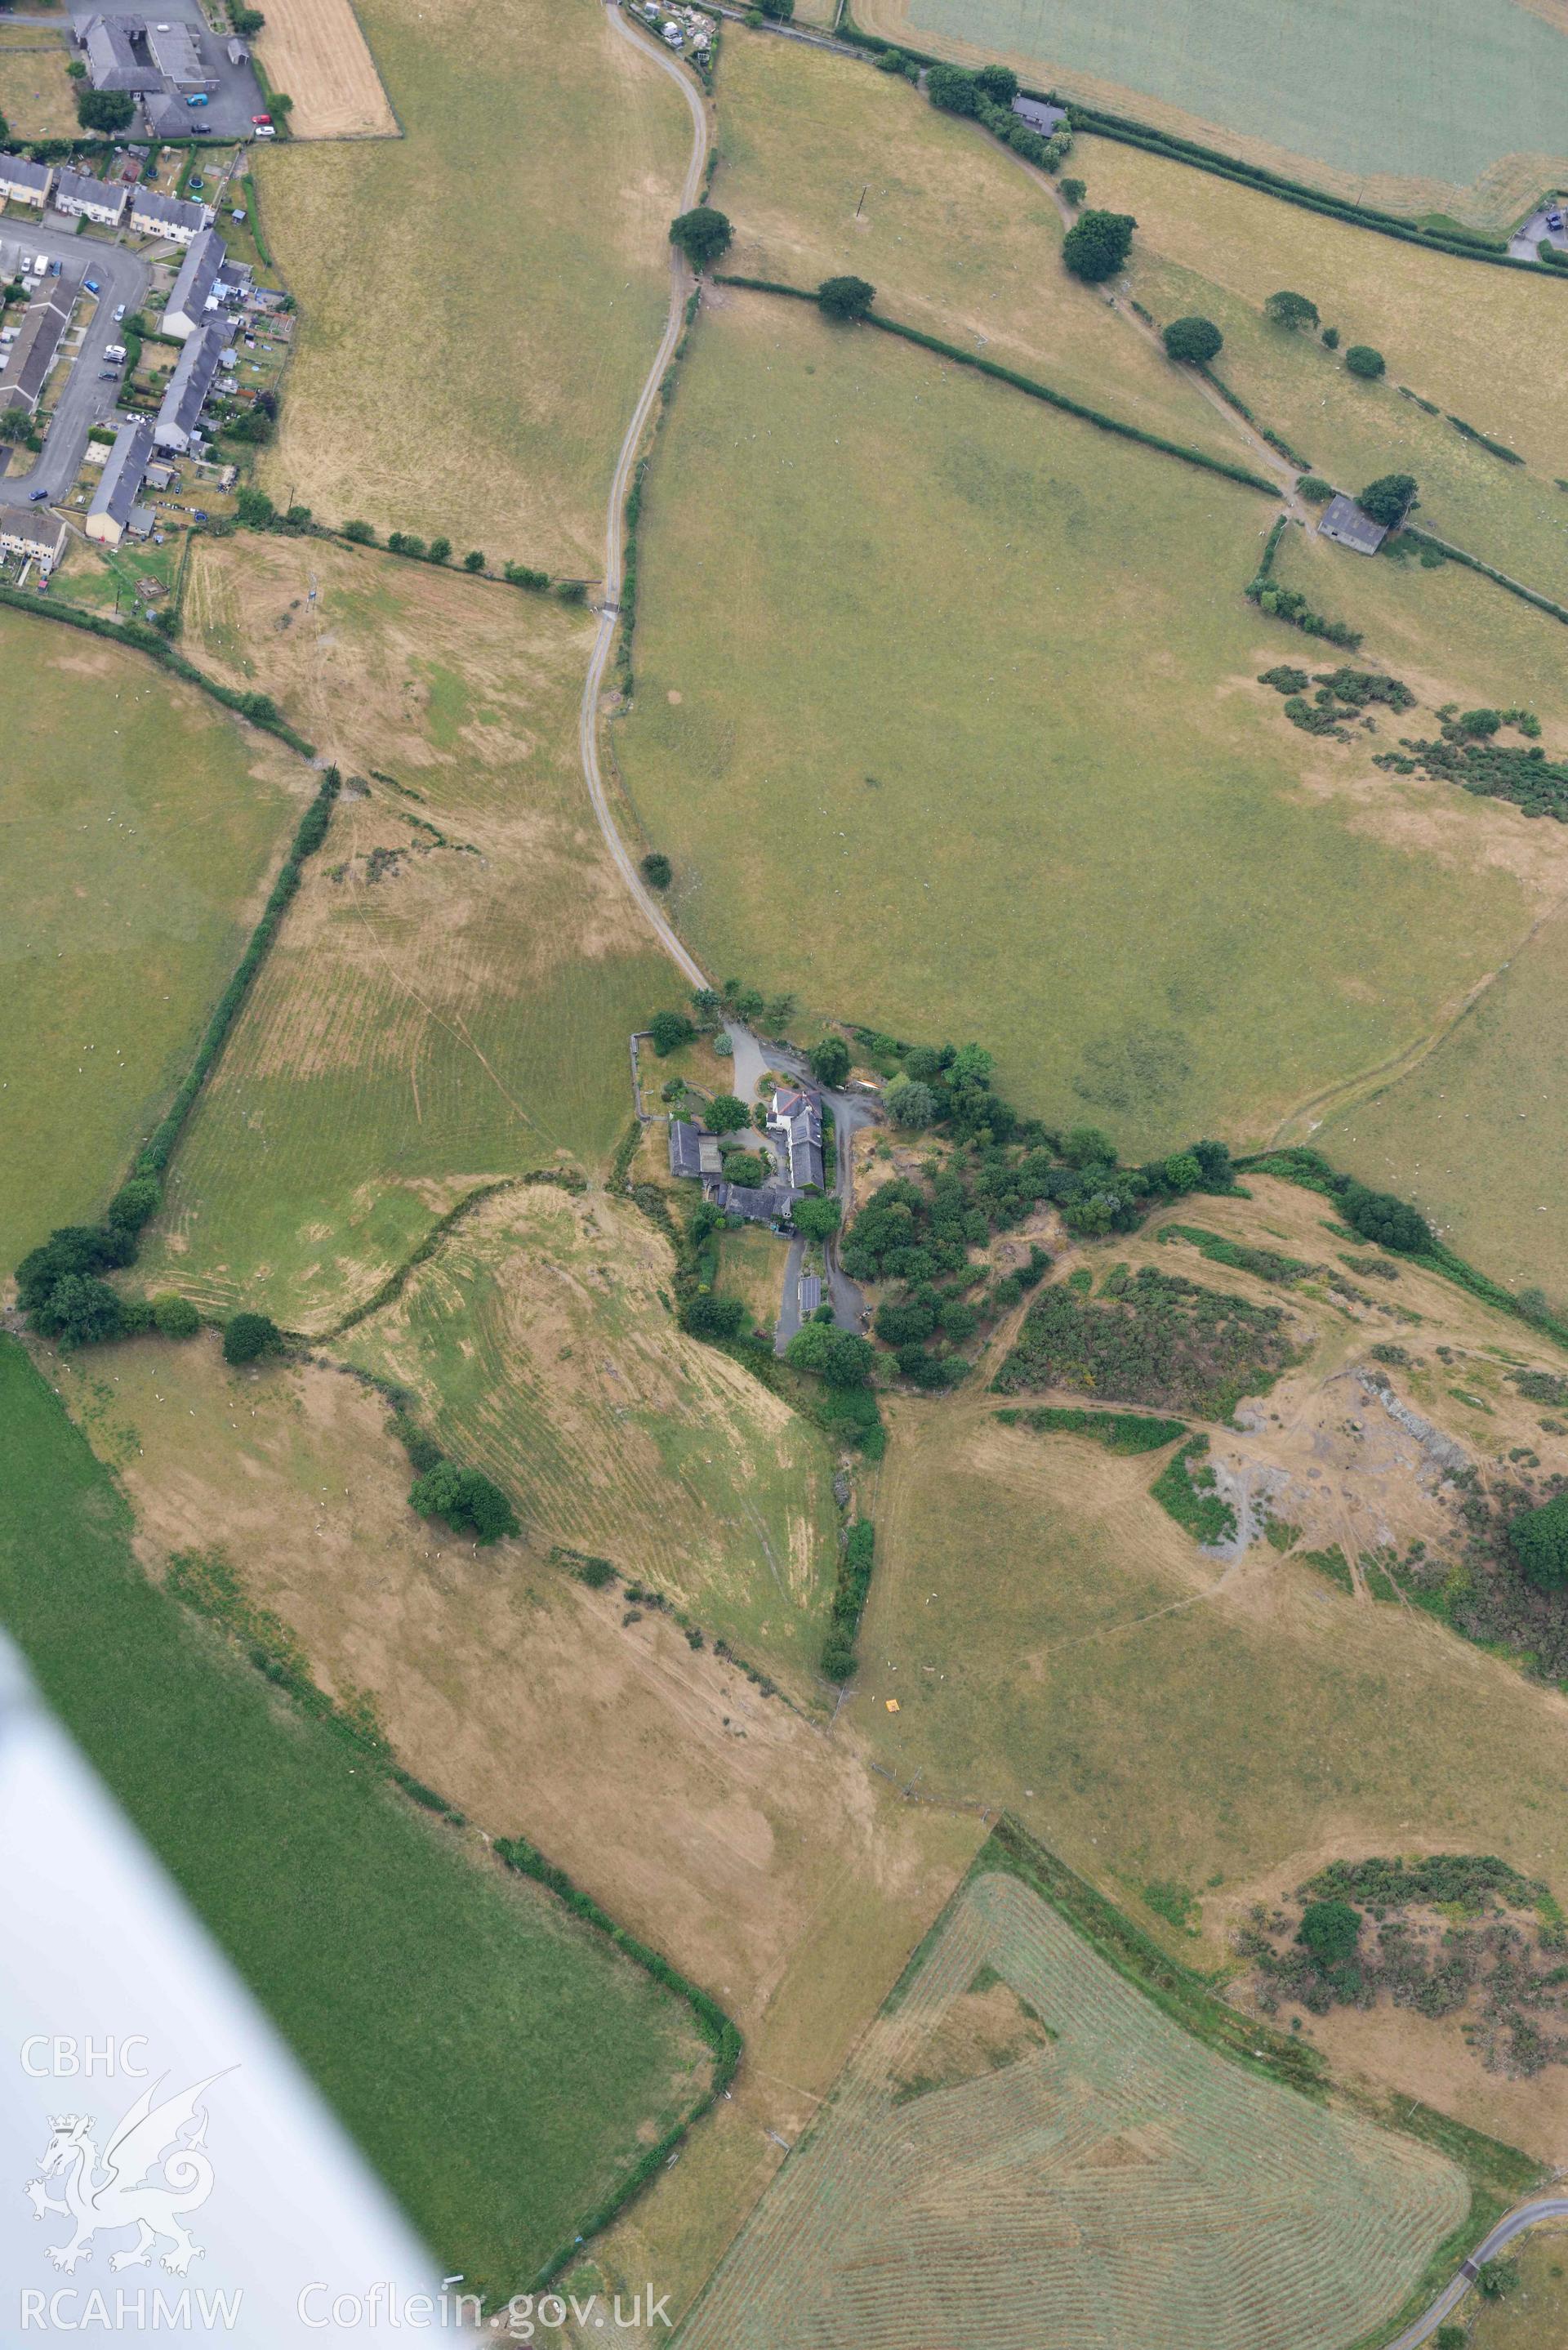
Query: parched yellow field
256,0,692,564
615,291,1568,1153
0,607,306,1273
0,39,79,138
679,1866,1468,2350
138,536,670,1327
1076,132,1568,488
710,31,1237,465
51,1320,976,2326
255,0,395,138
339,1184,841,1684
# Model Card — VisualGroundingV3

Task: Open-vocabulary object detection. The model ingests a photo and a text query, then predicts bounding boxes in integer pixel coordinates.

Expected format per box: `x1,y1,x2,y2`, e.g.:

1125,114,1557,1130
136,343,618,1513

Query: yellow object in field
885,1698,899,1712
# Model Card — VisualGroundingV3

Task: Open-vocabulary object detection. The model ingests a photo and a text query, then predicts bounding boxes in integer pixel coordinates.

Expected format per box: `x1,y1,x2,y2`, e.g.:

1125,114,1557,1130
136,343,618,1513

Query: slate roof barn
82,16,161,90
1316,493,1388,555
668,1119,703,1179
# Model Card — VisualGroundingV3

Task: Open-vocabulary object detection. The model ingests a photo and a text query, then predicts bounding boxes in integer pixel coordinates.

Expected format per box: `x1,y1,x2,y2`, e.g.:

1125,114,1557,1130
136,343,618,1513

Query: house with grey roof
668,1119,703,1180
146,18,212,85
766,1086,825,1193
86,417,154,546
153,319,229,451
131,186,212,245
53,168,127,228
0,508,69,572
1012,94,1067,137
163,227,248,339
0,275,78,416
1316,493,1388,555
715,1179,792,1227
0,154,55,208
142,91,197,137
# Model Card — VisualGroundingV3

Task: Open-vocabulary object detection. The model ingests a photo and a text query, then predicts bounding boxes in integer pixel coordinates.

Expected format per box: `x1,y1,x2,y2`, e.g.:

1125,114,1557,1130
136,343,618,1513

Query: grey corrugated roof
798,1274,822,1314
668,1119,703,1179
1317,493,1387,555
146,18,208,82
84,19,159,89
1012,95,1067,135
88,417,154,528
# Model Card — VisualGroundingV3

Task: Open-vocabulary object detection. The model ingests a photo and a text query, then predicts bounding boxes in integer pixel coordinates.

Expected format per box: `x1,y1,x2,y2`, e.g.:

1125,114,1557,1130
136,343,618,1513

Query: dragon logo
24,2071,230,2276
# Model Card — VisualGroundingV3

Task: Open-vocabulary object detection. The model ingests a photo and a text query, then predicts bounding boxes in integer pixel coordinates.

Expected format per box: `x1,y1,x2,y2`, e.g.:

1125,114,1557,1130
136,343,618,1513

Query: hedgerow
994,1404,1187,1452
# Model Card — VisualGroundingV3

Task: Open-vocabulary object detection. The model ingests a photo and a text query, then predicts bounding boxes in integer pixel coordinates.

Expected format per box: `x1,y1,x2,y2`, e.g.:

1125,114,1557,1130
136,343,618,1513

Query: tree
722,1149,768,1187
1297,475,1334,504
153,1294,201,1338
1058,176,1085,206
107,1176,161,1233
1264,289,1318,331
1062,1123,1116,1168
1321,325,1339,350
342,518,375,543
791,1194,840,1242
640,850,673,889
817,274,875,321
648,1007,696,1055
33,1274,124,1347
703,1094,751,1135
222,1310,282,1366
463,549,485,572
1061,209,1135,283
1164,1152,1202,1193
1339,1180,1430,1253
884,1076,938,1129
925,64,978,114
681,1291,746,1340
669,206,733,272
236,486,274,528
1343,343,1385,379
807,1034,851,1089
270,91,293,114
1356,472,1418,528
231,5,265,29
1298,1897,1361,1965
409,1460,519,1543
77,87,134,132
786,1324,875,1386
1192,1139,1234,1190
427,535,451,564
1161,314,1222,364
949,1041,993,1086
876,1297,935,1345
973,63,1017,103
1510,1493,1568,1591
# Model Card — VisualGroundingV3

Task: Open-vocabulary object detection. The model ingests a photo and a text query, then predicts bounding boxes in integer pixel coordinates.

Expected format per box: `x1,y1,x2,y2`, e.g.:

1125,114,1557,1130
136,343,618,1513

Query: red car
251,112,271,126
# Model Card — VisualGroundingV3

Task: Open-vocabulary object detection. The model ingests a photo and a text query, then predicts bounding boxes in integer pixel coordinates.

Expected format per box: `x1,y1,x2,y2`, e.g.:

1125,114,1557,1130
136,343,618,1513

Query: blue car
29,488,48,502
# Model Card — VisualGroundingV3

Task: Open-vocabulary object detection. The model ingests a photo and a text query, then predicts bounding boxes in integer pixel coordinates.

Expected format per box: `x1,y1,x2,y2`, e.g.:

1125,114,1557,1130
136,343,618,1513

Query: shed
1316,493,1387,555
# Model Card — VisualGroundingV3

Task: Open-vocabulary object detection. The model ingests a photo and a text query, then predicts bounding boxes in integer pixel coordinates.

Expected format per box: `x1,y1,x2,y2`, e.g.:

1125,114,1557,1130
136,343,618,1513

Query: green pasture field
0,1337,710,2298
678,1851,1471,2350
1325,903,1568,1304
256,0,691,569
342,1187,840,1684
1125,247,1568,607
1075,132,1568,490
710,32,1237,466
896,0,1568,194
137,538,670,1330
861,1400,1568,1940
614,293,1543,1154
0,608,305,1273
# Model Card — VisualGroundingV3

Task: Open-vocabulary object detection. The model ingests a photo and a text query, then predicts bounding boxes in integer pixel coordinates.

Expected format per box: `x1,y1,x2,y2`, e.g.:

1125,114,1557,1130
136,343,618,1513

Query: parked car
186,92,209,108
251,113,271,126
97,368,118,380
29,488,48,502
84,277,100,294
113,302,126,322
1548,209,1565,231
252,124,275,137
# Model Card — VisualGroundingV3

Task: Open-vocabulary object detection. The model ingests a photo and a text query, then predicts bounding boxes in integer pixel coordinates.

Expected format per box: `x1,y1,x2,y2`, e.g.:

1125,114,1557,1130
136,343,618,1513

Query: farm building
163,227,249,340
767,1086,825,1191
1012,94,1067,136
53,168,128,228
1316,493,1388,555
130,186,213,244
0,154,56,209
0,275,78,415
146,20,212,87
668,1119,703,1179
87,417,155,546
153,319,229,451
0,509,68,573
77,15,161,91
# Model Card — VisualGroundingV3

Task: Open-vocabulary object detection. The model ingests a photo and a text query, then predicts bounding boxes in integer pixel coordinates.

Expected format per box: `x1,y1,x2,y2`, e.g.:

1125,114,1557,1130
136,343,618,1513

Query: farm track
582,6,711,993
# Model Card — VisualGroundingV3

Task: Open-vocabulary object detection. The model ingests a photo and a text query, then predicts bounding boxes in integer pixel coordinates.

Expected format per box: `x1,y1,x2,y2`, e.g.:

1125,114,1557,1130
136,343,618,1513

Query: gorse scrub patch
994,1404,1188,1452
1151,1434,1238,1545
994,1265,1301,1419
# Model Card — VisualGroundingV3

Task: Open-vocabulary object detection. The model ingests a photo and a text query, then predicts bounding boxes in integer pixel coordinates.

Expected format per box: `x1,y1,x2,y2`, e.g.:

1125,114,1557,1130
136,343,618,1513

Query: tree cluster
409,1459,519,1544
1061,208,1135,283
669,206,732,273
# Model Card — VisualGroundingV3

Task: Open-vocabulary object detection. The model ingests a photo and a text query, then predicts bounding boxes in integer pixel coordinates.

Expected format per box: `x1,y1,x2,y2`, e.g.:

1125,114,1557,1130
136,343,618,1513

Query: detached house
766,1086,825,1193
